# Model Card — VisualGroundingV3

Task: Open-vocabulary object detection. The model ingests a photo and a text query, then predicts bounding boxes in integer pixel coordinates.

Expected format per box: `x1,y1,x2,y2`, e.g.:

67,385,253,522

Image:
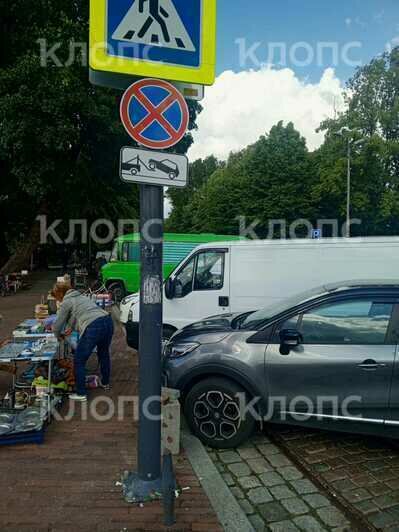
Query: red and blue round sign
120,78,189,150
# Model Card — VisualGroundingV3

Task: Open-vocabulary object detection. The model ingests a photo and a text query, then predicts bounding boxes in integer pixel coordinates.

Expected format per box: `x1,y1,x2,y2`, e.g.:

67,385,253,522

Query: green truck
101,232,244,301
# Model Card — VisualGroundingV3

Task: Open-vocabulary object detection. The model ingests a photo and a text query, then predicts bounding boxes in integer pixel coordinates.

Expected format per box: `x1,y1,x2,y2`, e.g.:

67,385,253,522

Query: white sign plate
172,82,205,101
120,147,188,188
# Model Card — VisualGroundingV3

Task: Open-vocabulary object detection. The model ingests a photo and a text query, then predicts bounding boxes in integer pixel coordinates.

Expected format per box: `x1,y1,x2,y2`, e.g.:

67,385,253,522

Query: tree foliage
0,0,199,269
316,48,399,235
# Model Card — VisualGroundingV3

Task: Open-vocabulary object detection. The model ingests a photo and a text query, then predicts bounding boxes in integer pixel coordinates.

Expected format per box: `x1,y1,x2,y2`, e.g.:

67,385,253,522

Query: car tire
169,172,176,180
108,282,125,304
149,162,156,170
184,377,256,449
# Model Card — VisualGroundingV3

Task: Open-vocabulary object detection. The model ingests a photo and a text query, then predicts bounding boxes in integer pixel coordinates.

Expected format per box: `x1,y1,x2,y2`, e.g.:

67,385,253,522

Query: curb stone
182,429,255,532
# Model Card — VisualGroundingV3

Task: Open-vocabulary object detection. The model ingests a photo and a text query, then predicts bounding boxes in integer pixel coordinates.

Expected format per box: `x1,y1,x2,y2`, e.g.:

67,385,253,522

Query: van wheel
108,282,125,304
184,377,256,449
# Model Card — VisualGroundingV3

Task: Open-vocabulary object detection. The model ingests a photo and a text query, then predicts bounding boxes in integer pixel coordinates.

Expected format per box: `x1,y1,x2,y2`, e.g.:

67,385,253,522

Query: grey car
163,280,399,448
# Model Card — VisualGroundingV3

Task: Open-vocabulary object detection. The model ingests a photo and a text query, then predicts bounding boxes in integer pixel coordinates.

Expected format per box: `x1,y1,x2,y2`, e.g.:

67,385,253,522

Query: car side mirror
165,278,175,300
279,329,303,355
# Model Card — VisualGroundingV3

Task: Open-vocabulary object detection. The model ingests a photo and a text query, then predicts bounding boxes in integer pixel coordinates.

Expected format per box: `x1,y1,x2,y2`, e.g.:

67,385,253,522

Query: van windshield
240,285,327,329
110,242,118,261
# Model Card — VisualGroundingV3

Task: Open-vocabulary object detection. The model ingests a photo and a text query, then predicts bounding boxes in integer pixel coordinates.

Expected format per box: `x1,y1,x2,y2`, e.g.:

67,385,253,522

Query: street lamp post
336,127,363,238
346,138,351,238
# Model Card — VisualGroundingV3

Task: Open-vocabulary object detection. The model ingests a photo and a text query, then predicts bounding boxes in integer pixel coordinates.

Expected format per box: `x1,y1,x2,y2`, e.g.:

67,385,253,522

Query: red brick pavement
0,273,222,532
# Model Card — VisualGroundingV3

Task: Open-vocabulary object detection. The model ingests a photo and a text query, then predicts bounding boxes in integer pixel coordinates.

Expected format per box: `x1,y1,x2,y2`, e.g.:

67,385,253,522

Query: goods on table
13,317,57,342
0,407,45,435
47,295,57,314
0,406,49,446
35,304,49,319
0,343,29,359
22,338,58,357
32,377,68,392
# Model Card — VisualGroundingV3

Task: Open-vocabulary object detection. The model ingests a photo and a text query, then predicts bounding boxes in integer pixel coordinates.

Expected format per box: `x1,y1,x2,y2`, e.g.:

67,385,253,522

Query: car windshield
240,285,329,330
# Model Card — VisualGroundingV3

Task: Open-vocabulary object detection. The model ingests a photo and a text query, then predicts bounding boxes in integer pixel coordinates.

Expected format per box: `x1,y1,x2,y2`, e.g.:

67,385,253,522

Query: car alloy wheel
193,390,241,441
185,377,256,448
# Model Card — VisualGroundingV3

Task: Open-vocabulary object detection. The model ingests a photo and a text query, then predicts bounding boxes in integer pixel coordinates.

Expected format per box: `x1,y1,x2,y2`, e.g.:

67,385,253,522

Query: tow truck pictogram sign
120,146,188,187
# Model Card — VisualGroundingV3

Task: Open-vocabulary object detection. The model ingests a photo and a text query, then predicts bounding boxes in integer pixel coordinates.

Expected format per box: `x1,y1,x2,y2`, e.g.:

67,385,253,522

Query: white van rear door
164,248,230,330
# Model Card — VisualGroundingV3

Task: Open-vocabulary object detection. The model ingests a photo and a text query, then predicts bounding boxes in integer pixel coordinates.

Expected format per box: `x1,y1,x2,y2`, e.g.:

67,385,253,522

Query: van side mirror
165,278,175,300
279,329,303,355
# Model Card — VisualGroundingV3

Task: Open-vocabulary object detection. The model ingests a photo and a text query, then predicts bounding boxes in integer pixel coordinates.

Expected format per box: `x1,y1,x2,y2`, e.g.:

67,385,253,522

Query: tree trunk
0,217,41,274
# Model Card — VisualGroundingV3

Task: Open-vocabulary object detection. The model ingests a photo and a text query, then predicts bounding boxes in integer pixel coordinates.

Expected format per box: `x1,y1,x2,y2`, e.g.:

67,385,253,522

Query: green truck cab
101,232,244,302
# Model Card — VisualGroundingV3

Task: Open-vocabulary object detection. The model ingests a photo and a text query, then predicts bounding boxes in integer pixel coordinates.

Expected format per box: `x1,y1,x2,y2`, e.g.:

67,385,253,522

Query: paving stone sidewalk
208,432,356,532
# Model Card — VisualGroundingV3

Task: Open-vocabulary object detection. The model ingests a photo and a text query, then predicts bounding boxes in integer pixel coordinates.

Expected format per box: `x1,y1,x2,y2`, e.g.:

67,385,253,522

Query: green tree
166,155,221,232
0,0,135,270
0,0,200,271
184,122,317,237
316,47,399,235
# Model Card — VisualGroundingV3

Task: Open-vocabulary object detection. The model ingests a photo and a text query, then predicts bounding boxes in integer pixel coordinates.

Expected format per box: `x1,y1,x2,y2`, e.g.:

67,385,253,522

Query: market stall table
0,339,58,420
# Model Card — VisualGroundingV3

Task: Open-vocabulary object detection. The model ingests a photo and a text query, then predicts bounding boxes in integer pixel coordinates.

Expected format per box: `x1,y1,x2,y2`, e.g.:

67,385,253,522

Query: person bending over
52,281,114,402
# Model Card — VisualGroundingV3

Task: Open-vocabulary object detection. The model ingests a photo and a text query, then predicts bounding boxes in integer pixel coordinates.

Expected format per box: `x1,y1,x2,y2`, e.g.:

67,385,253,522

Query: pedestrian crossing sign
90,0,217,86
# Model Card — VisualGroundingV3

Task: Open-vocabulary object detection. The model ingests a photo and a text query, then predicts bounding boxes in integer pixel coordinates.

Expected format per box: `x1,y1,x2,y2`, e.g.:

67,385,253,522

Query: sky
188,0,399,161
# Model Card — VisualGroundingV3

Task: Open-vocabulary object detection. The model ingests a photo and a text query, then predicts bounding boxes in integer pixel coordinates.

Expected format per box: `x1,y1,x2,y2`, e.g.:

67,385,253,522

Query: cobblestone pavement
271,424,399,531
208,431,356,532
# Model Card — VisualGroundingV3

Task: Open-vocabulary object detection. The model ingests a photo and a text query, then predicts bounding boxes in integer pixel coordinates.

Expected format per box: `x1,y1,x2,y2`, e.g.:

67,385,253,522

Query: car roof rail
324,279,399,293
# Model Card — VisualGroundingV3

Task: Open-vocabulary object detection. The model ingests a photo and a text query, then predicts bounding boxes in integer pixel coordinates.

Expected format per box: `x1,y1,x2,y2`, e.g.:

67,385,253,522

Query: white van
120,237,399,349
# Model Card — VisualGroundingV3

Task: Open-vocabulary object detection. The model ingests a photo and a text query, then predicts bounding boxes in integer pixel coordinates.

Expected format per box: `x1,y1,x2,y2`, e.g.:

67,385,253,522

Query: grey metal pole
138,183,163,481
122,183,164,502
162,451,176,526
346,139,351,238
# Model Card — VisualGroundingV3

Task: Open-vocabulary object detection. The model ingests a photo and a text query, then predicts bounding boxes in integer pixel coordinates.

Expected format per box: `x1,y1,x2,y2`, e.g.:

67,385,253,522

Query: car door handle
358,359,386,370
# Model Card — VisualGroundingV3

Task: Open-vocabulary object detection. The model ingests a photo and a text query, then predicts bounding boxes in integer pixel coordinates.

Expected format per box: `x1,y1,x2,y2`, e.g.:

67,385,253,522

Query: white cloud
389,36,399,49
189,67,345,162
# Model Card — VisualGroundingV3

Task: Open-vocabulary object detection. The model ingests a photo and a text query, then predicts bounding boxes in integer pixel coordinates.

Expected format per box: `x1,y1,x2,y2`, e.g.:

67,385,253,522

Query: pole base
122,471,163,504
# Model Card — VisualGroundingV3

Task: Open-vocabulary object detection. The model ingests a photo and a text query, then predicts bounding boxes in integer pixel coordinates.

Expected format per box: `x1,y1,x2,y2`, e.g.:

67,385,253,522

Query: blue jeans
74,315,114,396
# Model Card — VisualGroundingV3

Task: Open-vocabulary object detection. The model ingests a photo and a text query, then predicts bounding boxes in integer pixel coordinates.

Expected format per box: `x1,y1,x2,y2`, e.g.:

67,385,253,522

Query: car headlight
165,342,199,359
